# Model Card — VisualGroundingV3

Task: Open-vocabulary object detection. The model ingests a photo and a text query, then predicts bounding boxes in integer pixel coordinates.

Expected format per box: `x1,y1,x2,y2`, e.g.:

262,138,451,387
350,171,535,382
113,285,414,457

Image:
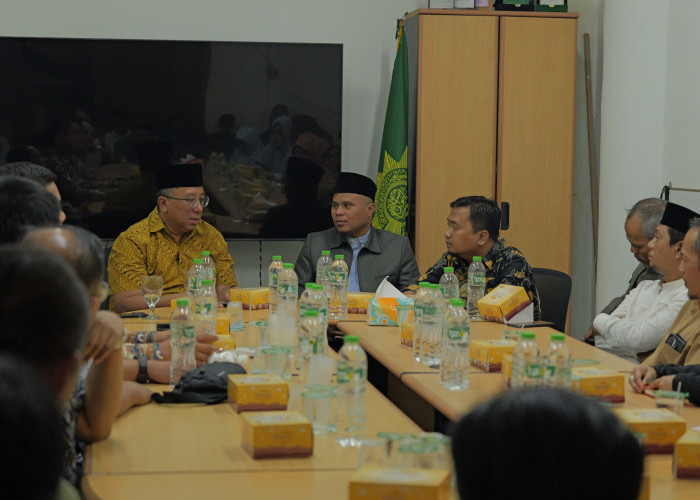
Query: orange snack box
348,292,375,314
349,468,451,500
230,287,270,310
476,284,531,323
227,374,288,413
215,314,229,335
674,429,700,478
400,320,415,348
571,366,625,403
204,334,236,350
613,408,686,454
469,339,517,372
241,411,313,459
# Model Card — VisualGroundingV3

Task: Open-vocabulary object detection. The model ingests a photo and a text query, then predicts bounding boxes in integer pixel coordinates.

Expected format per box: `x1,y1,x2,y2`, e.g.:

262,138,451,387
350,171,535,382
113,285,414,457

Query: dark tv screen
0,37,343,239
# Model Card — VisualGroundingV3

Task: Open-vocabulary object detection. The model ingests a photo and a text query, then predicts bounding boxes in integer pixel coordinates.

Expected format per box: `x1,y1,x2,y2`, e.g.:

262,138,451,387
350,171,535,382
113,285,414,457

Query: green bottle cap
305,282,315,289
201,250,210,256
176,298,189,307
202,279,212,286
551,333,566,341
418,282,430,288
428,283,440,290
521,332,535,340
344,335,360,343
472,256,482,262
321,250,331,255
272,255,282,261
304,310,319,317
449,298,465,307
335,254,345,260
193,258,203,264
283,263,294,269
444,267,454,273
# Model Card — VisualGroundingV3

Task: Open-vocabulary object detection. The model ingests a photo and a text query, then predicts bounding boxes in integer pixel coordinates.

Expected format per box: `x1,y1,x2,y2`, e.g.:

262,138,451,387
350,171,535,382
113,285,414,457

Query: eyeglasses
91,281,110,304
162,195,210,209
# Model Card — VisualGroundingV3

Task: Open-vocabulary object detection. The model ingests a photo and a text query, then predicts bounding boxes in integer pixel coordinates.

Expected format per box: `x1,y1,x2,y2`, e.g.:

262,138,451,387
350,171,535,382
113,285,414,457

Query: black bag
151,362,246,405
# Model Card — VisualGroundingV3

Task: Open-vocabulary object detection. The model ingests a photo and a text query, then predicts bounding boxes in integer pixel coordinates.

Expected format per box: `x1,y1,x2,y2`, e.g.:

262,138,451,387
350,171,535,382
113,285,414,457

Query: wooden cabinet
405,10,577,274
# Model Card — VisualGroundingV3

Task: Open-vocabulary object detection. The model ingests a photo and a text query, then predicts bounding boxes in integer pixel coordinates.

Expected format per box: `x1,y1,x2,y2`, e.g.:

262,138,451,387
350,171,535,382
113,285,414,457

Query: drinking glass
140,275,164,320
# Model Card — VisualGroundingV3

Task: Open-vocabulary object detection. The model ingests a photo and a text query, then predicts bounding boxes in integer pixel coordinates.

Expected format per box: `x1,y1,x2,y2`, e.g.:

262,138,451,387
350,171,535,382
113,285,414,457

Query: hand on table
629,366,657,393
216,285,232,303
647,375,675,391
85,311,125,363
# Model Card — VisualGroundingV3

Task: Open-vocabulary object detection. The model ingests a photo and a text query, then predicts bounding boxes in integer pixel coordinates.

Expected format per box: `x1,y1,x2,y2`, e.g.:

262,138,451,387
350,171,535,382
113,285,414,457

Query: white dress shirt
594,278,688,363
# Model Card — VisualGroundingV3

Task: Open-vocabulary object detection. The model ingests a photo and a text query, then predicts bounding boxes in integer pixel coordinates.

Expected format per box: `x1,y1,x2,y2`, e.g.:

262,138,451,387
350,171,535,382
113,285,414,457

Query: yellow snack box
674,429,700,478
502,353,513,386
215,314,229,335
613,408,686,454
230,287,270,310
204,334,236,350
469,339,517,372
241,411,313,459
476,284,531,323
367,298,414,326
400,321,415,348
349,468,451,500
571,366,625,403
348,292,375,314
227,374,288,413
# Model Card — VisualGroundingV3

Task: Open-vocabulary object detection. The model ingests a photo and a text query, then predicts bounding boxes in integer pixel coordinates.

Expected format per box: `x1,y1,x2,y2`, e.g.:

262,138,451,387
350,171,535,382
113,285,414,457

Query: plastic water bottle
543,333,572,389
419,284,444,367
200,250,216,286
336,335,367,446
467,256,486,319
277,263,298,317
316,250,333,300
439,266,460,302
185,258,205,299
511,332,542,388
412,282,431,362
170,298,196,385
299,310,325,379
329,254,348,320
311,283,329,334
268,255,284,314
441,298,470,391
194,279,217,337
300,283,328,336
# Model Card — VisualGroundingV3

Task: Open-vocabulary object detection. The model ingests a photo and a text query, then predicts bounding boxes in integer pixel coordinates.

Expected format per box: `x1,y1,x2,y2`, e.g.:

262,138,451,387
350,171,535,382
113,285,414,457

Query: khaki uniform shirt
641,299,700,367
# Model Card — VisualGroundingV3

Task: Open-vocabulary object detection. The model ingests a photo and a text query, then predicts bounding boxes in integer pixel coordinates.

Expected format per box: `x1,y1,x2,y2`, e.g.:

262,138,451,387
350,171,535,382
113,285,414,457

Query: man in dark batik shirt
418,196,541,320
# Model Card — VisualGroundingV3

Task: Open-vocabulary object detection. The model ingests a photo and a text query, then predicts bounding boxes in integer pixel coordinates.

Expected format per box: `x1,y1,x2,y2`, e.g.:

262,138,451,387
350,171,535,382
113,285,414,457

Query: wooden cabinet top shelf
407,9,578,19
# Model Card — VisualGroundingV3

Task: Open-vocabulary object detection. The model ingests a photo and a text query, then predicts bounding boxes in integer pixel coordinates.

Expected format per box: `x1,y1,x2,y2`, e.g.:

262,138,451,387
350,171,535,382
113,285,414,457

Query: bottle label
447,326,469,340
524,363,542,378
271,275,278,287
279,284,298,294
469,275,485,285
337,366,364,384
331,272,346,283
182,325,195,339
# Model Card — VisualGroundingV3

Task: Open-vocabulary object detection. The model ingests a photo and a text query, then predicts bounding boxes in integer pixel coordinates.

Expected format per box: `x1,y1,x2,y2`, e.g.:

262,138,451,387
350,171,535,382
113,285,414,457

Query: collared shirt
347,228,372,292
108,207,237,298
419,240,541,320
642,299,700,367
593,278,688,363
600,262,662,315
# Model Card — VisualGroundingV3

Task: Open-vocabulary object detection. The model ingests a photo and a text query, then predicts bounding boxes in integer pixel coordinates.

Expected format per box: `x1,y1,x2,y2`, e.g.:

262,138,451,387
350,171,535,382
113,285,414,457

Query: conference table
83,308,700,499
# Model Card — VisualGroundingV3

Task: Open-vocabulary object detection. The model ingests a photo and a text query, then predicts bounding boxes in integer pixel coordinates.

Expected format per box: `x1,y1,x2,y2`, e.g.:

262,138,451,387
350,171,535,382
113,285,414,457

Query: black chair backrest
532,267,572,333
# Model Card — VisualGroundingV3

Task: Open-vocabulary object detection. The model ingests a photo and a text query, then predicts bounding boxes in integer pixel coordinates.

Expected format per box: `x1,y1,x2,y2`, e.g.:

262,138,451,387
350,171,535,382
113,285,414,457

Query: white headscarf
262,116,292,174
230,126,265,166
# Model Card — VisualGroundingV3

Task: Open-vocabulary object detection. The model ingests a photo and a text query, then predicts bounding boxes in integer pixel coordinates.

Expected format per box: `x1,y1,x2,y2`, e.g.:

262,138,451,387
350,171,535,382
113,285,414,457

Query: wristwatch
136,355,149,384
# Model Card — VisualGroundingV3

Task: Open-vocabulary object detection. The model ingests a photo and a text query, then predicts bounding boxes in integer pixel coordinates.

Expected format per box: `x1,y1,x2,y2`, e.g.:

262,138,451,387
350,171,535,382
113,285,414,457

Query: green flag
373,23,409,236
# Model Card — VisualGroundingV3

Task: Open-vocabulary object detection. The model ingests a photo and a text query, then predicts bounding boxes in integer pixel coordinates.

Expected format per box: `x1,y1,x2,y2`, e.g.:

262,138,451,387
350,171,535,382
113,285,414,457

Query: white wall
596,0,670,312
0,0,427,177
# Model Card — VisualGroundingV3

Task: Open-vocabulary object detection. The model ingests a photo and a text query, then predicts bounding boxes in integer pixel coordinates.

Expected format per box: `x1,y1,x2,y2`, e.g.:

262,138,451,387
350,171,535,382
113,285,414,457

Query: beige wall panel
415,14,498,272
497,17,577,274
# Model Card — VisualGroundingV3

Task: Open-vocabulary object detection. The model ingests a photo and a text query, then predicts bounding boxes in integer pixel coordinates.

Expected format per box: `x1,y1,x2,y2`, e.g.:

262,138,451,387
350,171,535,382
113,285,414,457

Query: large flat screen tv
0,37,343,239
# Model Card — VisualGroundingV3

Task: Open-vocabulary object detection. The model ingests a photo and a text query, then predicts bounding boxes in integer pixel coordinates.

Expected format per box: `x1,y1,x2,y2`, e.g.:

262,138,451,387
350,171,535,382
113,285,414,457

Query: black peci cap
659,202,700,234
154,163,203,190
333,172,376,200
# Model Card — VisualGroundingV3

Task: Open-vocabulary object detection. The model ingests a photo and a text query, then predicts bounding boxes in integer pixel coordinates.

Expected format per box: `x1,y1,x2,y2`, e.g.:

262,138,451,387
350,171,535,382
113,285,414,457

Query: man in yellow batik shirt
108,163,237,313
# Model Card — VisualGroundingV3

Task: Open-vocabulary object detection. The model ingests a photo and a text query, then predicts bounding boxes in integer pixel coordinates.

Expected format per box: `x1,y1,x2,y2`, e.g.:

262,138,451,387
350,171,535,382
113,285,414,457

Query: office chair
532,267,572,333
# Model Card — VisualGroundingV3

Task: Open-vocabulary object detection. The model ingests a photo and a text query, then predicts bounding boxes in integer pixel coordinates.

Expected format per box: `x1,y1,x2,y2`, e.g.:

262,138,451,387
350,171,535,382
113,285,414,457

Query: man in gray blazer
295,172,419,293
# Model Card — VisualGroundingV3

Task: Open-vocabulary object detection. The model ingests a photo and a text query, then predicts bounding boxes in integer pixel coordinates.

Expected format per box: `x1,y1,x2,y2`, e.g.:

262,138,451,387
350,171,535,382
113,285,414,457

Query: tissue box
241,411,313,459
215,314,229,335
348,292,375,314
227,374,289,413
349,468,451,500
470,339,517,372
502,353,513,386
230,287,270,310
477,284,531,323
614,408,686,454
674,429,700,478
571,367,625,403
204,334,236,350
368,298,414,326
